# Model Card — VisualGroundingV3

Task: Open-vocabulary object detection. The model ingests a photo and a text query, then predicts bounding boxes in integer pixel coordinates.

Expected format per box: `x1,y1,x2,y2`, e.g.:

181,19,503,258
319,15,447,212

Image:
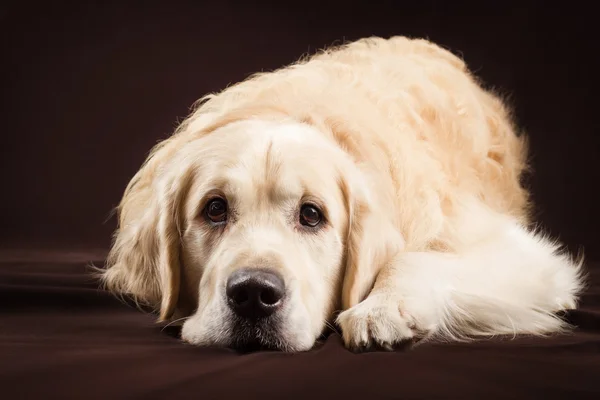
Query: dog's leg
336,214,584,351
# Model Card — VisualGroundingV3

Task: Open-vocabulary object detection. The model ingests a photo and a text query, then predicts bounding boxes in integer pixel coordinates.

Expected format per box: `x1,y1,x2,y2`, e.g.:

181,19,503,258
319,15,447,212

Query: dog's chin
180,307,318,353
228,315,294,353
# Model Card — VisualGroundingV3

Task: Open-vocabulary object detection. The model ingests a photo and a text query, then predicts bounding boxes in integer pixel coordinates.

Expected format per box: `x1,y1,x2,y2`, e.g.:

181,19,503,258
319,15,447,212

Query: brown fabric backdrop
1,1,599,399
2,1,599,257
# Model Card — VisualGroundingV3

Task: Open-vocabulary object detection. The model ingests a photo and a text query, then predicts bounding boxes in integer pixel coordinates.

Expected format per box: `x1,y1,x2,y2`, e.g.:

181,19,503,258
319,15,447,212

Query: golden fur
99,36,583,351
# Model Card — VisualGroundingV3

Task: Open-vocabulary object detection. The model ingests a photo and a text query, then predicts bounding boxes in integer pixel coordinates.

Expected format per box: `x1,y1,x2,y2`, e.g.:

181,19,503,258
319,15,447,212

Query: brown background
2,1,599,258
1,2,599,399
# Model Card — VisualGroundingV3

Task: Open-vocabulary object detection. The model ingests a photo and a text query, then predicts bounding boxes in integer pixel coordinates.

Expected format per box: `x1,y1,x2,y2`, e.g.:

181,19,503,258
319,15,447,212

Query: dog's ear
100,145,194,322
339,174,404,310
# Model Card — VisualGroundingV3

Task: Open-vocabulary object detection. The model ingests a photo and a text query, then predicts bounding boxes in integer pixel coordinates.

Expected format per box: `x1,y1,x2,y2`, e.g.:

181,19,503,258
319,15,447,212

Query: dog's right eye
299,203,323,228
205,198,228,224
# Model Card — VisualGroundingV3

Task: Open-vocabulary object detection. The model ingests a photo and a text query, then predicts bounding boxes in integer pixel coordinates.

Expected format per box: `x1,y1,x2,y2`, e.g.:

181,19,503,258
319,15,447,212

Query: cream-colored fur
99,36,585,351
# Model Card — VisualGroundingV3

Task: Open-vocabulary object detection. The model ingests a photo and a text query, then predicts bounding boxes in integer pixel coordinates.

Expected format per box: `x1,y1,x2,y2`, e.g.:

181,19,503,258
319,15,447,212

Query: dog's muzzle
225,268,287,351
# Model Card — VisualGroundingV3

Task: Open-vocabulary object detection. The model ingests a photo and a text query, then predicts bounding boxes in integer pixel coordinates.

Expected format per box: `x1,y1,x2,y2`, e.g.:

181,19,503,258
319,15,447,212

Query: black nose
226,268,285,319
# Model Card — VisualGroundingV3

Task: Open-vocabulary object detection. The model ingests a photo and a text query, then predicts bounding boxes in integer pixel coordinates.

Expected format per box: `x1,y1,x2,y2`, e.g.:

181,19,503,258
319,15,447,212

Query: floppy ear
100,157,194,322
339,175,405,310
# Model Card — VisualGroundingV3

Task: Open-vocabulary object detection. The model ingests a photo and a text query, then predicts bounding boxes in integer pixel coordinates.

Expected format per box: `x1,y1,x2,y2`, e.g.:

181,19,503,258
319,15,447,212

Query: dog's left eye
205,198,228,224
299,204,323,227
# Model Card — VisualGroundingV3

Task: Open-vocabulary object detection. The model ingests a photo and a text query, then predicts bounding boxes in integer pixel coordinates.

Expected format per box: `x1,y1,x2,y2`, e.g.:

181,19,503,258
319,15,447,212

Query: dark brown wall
1,1,598,258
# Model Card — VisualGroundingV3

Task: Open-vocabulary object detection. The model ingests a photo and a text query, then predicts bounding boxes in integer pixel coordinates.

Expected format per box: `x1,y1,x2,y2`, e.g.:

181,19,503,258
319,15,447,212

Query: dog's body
101,36,584,351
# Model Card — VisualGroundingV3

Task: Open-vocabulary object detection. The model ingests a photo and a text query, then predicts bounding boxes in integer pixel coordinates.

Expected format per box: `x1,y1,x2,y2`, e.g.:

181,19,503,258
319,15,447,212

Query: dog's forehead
186,119,343,210
226,119,331,152
213,120,340,181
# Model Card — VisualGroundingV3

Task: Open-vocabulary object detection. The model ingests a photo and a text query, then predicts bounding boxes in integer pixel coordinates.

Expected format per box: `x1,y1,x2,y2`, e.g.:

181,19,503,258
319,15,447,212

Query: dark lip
229,333,283,353
230,339,280,353
228,315,285,352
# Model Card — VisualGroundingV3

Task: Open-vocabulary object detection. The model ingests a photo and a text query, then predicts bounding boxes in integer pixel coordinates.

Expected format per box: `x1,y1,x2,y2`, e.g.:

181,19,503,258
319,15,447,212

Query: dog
99,36,585,352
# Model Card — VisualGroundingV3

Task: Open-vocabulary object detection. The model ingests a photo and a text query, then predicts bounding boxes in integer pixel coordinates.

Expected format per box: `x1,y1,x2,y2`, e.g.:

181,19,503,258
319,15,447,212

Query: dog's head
101,116,403,352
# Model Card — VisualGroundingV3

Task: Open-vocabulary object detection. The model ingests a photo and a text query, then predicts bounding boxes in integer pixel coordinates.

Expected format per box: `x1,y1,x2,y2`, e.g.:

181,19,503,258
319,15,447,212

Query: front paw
336,294,423,351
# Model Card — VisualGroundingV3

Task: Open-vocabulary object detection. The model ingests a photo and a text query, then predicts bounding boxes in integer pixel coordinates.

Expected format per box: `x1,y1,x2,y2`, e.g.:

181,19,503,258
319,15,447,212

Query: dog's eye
205,198,227,224
299,204,323,227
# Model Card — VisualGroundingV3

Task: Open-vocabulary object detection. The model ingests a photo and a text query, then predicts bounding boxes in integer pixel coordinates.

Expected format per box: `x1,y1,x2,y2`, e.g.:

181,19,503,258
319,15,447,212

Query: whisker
325,320,341,335
160,316,190,332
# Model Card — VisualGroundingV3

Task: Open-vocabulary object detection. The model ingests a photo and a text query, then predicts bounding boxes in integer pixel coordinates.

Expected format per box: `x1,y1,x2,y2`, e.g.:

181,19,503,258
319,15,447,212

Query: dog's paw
336,294,424,351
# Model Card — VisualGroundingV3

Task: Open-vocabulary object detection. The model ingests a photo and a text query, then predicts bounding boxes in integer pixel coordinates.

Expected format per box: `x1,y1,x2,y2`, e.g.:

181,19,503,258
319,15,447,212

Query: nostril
231,288,249,305
260,288,280,306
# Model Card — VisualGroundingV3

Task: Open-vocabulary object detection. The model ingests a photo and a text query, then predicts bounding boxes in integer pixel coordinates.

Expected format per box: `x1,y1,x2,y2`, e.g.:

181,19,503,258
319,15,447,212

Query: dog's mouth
229,315,287,353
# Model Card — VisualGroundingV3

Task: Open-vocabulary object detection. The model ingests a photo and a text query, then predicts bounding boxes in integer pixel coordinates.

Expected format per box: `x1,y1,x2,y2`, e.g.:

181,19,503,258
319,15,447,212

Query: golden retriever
99,36,584,352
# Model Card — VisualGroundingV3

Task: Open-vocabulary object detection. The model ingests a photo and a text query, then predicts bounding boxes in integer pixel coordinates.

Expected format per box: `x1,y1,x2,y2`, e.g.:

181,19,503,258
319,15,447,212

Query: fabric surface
1,249,599,399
